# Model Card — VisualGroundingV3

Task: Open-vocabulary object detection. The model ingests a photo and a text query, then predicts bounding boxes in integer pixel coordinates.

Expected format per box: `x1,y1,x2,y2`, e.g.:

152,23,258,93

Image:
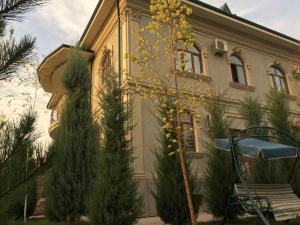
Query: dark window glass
230,55,247,85
181,112,196,152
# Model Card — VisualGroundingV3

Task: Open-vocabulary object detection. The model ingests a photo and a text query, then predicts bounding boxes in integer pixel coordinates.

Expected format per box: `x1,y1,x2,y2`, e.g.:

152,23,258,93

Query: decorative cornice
191,21,299,64
125,7,142,22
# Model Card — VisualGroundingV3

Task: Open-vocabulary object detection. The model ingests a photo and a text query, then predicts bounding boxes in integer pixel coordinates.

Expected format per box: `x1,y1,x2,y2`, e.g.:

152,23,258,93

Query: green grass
6,218,300,225
7,219,88,225
199,217,300,225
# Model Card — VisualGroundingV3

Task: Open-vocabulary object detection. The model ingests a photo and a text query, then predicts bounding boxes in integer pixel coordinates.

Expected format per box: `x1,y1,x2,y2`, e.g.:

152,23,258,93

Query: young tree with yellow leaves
127,1,204,224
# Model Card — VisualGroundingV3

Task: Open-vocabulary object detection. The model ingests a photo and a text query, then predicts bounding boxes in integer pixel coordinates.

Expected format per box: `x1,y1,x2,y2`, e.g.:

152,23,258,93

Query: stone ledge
229,82,255,92
289,95,297,101
177,72,212,82
186,152,206,159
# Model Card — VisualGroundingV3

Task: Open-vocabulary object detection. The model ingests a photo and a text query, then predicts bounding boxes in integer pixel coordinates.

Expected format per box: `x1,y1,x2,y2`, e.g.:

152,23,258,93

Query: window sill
186,151,206,159
176,72,212,82
229,82,255,92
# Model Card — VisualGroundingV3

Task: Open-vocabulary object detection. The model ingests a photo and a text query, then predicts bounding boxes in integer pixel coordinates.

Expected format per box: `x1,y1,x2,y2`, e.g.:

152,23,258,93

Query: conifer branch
0,34,35,81
0,0,46,21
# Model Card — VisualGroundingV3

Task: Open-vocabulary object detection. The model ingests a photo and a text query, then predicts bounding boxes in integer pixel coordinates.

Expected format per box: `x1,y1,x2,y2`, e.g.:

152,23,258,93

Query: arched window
176,45,202,75
101,52,111,82
230,55,247,85
269,66,288,93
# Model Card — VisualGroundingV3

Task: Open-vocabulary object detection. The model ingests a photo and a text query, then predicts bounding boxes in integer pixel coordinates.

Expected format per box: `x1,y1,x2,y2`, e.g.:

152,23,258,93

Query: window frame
230,54,247,85
181,111,196,152
101,51,112,83
176,45,203,76
269,66,289,93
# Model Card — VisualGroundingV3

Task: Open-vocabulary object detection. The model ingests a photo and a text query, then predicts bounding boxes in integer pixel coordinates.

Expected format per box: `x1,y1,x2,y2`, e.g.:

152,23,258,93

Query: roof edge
188,0,299,44
38,44,94,71
79,0,104,45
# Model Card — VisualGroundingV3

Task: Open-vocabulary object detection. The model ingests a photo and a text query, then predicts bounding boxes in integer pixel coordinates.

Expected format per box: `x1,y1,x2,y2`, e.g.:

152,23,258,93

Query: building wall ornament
229,82,255,92
125,7,142,22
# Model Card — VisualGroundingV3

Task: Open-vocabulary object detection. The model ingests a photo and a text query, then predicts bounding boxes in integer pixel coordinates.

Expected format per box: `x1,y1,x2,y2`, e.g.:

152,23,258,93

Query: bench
234,184,300,221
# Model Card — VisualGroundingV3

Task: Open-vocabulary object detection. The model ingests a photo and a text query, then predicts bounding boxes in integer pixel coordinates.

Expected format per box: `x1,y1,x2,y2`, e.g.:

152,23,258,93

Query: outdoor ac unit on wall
212,39,228,55
293,66,300,79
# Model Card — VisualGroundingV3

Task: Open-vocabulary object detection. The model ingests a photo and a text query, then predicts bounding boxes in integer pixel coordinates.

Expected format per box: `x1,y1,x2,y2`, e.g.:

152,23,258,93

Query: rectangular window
181,112,196,152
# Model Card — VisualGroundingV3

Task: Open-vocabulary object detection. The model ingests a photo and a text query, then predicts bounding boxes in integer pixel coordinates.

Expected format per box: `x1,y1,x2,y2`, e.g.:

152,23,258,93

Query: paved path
137,212,215,225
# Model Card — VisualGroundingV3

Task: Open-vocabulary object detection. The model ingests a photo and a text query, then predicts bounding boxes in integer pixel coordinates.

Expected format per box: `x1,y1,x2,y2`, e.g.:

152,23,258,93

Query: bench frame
221,127,300,225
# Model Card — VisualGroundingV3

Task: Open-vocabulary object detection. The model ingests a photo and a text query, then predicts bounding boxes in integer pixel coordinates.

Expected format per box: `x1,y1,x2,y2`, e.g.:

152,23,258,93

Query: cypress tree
203,93,235,219
239,97,278,184
45,49,99,224
266,89,293,138
152,97,201,225
266,89,300,192
239,97,263,128
88,74,142,225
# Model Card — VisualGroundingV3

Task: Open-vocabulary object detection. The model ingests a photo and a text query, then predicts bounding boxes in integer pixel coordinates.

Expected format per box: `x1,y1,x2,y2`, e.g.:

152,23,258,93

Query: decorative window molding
227,48,252,86
267,63,289,94
176,42,210,81
229,82,255,92
100,47,113,84
178,72,212,82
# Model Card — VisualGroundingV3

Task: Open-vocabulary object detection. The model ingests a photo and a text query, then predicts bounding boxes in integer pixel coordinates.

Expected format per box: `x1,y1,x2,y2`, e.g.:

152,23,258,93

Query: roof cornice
187,0,299,45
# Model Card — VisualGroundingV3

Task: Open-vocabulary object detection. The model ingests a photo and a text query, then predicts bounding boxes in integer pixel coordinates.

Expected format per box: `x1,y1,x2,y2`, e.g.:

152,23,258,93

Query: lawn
6,217,300,225
7,220,88,225
200,217,300,225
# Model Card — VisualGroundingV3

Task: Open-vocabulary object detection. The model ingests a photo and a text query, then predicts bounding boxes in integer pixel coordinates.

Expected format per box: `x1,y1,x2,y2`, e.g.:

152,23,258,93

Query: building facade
38,0,300,216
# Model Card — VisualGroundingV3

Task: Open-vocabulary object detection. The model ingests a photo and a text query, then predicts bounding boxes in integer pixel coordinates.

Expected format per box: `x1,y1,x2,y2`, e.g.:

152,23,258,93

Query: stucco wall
89,0,300,217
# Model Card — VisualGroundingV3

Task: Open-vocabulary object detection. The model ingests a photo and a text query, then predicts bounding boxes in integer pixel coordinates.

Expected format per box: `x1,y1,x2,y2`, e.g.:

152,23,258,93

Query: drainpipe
116,0,122,89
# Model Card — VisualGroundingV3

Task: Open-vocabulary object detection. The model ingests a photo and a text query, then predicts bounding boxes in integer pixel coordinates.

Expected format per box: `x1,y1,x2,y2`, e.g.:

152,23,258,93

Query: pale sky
0,0,299,143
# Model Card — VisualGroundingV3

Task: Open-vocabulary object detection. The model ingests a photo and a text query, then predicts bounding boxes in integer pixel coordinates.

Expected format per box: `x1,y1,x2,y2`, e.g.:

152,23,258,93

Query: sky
0,0,299,144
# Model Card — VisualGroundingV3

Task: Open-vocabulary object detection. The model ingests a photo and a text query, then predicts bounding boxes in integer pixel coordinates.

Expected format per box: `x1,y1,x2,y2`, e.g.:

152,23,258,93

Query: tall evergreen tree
0,111,39,221
45,49,99,225
266,89,300,193
203,92,235,219
152,97,200,225
88,74,142,225
239,97,279,184
239,97,263,128
0,0,46,81
266,89,293,138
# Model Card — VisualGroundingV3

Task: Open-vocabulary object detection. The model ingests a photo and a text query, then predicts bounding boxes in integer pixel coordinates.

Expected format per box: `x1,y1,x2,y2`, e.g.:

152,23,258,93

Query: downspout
116,0,122,88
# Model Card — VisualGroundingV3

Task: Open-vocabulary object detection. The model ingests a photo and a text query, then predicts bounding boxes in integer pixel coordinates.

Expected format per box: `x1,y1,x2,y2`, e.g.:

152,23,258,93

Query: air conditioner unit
212,39,228,55
294,66,300,79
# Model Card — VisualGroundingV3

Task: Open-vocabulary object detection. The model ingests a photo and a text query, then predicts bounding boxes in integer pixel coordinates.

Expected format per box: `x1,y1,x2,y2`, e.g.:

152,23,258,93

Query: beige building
38,0,300,216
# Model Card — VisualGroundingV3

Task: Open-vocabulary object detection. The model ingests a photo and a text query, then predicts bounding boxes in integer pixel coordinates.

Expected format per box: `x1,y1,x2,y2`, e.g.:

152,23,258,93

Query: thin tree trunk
172,45,197,225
